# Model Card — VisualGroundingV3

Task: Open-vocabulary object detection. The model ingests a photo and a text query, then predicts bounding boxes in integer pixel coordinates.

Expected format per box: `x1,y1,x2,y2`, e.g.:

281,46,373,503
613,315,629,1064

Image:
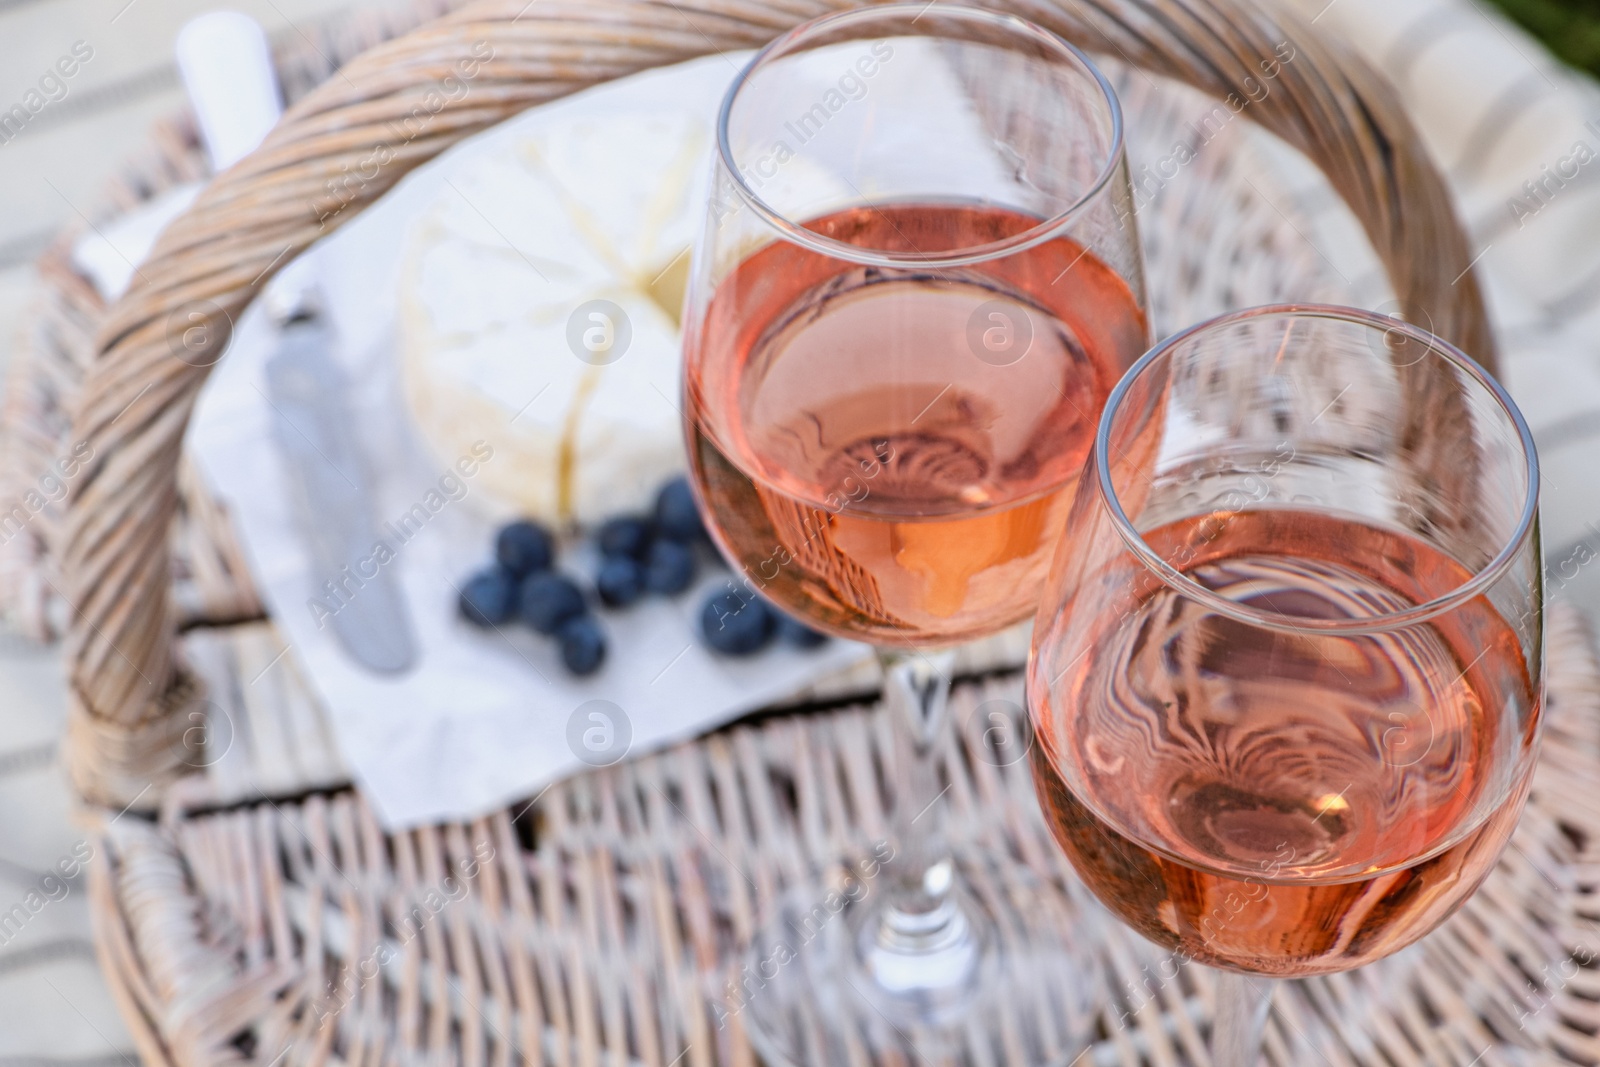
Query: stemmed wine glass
682,4,1149,1063
1027,304,1542,1064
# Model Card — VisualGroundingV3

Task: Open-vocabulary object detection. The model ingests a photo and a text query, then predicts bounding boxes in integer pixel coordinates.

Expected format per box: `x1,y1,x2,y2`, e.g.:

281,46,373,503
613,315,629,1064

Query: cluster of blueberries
458,476,827,675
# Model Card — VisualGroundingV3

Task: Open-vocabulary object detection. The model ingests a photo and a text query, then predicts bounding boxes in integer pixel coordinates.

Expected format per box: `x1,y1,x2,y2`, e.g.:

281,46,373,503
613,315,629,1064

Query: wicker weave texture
88,604,1600,1067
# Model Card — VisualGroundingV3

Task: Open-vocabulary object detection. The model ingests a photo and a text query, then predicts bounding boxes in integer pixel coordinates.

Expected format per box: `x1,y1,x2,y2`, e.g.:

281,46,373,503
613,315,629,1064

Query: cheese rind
400,62,731,525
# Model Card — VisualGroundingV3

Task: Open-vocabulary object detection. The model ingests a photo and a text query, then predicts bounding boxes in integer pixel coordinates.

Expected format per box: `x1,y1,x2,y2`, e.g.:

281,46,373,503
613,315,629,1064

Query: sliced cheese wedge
399,58,734,526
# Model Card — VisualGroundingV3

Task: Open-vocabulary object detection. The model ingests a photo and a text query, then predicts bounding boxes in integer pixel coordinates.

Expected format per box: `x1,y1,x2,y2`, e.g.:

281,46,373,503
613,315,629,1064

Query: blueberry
459,566,517,627
699,589,775,655
598,516,653,559
596,555,645,608
520,572,587,634
654,476,705,542
775,612,829,649
496,520,554,577
644,538,696,595
557,614,607,676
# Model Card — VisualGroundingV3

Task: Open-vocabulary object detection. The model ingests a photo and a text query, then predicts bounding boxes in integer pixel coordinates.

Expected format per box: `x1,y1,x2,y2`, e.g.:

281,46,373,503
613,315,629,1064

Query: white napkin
186,47,1022,829
186,42,1036,828
71,184,202,301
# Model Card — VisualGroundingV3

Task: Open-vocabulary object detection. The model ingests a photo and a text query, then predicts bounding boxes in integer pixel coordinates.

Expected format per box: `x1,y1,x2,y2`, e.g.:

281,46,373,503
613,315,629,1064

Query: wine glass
1027,304,1542,1064
682,4,1149,1063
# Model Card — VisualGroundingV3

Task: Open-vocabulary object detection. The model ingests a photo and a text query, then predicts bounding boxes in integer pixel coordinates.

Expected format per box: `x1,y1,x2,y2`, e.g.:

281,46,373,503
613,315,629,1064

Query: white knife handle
174,12,284,173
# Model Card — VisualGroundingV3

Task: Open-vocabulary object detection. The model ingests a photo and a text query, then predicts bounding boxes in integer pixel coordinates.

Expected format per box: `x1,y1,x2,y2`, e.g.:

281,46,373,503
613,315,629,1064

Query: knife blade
265,305,420,674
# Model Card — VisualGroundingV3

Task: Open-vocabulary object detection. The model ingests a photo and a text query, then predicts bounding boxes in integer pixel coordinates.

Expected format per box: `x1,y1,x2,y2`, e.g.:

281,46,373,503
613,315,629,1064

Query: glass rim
715,2,1126,270
1093,303,1541,636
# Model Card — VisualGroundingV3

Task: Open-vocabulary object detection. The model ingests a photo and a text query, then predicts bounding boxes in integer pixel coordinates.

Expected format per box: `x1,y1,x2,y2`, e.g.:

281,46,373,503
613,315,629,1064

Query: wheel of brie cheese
399,57,735,527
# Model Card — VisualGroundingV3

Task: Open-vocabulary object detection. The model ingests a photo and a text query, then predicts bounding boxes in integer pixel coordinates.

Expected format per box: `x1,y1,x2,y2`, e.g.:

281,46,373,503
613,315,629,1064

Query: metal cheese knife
167,12,419,674
264,277,420,674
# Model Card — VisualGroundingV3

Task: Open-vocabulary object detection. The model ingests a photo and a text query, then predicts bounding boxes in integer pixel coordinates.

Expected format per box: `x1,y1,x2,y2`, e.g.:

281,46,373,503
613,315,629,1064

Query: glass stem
1211,970,1272,1067
862,647,977,996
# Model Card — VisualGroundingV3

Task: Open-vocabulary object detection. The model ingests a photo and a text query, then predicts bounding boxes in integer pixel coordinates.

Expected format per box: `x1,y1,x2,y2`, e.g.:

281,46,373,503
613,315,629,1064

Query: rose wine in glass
683,5,1149,1064
688,203,1146,645
1028,305,1542,1062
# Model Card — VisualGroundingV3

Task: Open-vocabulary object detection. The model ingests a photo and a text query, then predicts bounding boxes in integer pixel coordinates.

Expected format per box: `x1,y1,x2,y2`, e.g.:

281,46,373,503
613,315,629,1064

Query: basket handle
61,0,1494,806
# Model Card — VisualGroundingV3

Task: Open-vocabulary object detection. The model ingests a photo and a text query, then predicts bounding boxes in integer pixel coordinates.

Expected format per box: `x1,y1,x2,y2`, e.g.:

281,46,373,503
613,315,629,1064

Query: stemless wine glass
682,4,1149,1063
1028,304,1542,1064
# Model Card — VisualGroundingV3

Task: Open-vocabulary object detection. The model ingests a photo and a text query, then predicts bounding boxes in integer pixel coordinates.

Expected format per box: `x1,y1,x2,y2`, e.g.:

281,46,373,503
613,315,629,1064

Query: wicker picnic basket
11,0,1600,1063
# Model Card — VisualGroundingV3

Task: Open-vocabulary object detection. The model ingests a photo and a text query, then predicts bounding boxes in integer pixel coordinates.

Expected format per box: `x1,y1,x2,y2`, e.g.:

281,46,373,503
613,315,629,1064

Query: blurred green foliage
1482,0,1600,78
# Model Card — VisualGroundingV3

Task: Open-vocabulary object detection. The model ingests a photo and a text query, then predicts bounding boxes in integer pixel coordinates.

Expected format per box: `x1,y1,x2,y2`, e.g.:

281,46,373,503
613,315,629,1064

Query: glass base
729,860,1095,1066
